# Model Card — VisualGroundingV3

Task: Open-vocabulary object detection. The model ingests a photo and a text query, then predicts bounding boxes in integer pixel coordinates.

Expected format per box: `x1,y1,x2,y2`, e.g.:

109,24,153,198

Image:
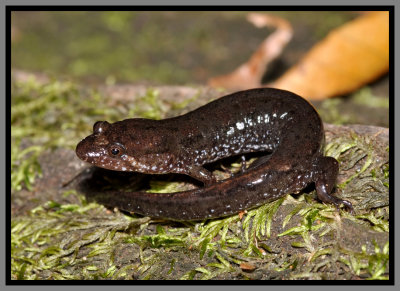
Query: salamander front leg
314,157,354,214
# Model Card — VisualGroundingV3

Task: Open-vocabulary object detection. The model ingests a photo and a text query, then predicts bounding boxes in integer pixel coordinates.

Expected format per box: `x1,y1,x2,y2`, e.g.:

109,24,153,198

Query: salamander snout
75,137,90,162
75,135,105,163
76,134,132,172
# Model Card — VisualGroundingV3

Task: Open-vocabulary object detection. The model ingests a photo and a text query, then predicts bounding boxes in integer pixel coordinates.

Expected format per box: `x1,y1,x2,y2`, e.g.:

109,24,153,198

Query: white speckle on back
236,121,245,130
226,127,235,136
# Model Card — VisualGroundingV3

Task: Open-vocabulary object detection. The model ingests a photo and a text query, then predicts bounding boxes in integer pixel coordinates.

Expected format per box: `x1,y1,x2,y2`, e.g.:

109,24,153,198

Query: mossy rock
11,75,389,280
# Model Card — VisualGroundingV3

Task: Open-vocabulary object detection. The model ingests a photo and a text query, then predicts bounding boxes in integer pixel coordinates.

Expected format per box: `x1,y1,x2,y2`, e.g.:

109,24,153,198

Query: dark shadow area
76,151,273,211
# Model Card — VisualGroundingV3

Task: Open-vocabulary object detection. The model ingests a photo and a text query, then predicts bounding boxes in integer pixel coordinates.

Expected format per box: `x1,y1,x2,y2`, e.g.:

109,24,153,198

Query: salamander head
76,120,175,173
76,121,142,172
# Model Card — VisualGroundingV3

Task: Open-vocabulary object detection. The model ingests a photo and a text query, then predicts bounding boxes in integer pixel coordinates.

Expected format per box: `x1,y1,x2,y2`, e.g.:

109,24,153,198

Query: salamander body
76,88,353,220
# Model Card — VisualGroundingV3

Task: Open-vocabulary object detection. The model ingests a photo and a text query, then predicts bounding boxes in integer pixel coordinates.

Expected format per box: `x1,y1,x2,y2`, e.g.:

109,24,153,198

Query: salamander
76,88,353,220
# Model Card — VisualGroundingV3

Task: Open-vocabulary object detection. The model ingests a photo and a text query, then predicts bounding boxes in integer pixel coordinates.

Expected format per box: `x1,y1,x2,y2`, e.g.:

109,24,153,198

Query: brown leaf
208,13,293,90
272,11,389,100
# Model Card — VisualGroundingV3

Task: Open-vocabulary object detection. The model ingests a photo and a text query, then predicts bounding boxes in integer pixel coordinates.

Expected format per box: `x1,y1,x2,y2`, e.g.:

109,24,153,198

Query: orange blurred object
209,12,389,100
271,11,389,100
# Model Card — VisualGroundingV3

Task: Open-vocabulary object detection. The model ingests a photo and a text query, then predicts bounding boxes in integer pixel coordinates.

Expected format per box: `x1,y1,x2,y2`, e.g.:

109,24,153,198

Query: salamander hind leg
186,165,216,186
314,156,354,214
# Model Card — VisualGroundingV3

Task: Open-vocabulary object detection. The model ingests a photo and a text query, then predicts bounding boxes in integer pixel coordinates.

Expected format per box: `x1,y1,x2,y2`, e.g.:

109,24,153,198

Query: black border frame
6,6,395,286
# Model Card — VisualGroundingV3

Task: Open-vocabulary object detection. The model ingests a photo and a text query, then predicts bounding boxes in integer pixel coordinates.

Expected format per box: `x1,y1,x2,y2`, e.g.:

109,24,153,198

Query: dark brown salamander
76,88,353,220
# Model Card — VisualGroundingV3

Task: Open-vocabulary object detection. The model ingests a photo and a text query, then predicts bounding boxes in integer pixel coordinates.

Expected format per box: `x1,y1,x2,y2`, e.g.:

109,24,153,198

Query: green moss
280,204,332,238
275,202,389,280
352,87,389,109
180,251,236,280
354,213,389,233
11,142,42,191
317,86,389,127
127,88,164,120
339,242,389,280
320,98,353,125
126,232,186,249
11,192,151,280
272,128,389,279
242,198,285,256
325,135,383,188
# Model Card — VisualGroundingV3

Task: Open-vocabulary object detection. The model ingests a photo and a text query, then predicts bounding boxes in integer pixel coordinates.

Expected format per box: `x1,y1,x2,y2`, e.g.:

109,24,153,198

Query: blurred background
11,11,389,126
10,11,359,85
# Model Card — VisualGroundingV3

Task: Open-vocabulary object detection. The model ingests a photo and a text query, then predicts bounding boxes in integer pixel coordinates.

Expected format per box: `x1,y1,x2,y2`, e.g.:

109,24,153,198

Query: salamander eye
93,121,110,134
108,143,125,157
111,148,120,155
